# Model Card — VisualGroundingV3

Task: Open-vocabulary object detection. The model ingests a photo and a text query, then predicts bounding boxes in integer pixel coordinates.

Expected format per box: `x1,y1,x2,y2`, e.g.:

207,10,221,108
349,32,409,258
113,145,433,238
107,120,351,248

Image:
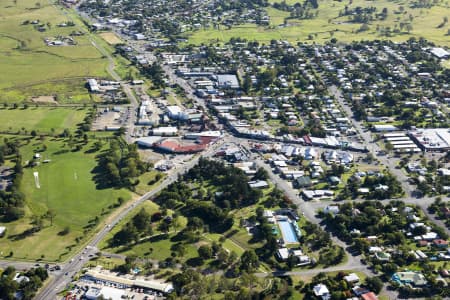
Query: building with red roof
361,292,379,300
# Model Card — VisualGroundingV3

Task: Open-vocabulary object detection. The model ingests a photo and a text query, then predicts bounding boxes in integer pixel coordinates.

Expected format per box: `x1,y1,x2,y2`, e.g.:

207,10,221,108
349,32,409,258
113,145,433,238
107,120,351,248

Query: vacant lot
0,0,109,102
0,137,131,261
0,107,87,134
99,32,123,45
187,0,450,48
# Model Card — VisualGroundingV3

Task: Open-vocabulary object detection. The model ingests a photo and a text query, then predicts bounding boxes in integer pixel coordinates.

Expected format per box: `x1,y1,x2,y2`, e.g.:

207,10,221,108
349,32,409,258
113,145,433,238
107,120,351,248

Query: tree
242,74,252,94
132,208,151,232
198,245,213,260
365,276,383,294
240,250,259,272
62,128,70,138
253,167,269,180
46,209,56,226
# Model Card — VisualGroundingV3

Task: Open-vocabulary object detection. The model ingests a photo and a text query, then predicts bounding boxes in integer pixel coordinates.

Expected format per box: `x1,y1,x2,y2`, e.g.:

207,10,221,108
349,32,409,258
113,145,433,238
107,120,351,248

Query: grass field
186,0,450,50
0,0,110,102
0,107,87,134
0,137,131,261
134,171,164,196
98,32,123,45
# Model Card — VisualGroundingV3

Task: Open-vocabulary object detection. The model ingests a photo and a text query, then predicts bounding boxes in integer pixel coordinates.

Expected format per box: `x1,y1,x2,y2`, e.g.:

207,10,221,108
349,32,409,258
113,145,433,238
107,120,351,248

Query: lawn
0,137,131,261
0,0,109,102
0,107,87,134
186,0,450,47
134,171,164,196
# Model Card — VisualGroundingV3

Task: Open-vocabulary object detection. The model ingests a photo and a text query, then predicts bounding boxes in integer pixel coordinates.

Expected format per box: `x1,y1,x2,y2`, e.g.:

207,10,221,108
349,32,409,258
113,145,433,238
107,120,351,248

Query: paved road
256,264,369,278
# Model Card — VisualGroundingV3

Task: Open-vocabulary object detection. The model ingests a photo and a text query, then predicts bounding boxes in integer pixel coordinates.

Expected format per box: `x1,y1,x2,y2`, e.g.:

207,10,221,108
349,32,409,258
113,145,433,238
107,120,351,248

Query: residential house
313,284,330,300
343,273,360,285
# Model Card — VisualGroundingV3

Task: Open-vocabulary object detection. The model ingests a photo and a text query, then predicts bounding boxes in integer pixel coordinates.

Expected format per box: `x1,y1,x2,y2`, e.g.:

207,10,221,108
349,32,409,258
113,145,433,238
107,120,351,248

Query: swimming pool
278,221,299,243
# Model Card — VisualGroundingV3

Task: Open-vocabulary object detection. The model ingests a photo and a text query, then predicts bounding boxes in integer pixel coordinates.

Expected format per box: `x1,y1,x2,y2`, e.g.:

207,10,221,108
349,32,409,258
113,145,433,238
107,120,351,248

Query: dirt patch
138,149,165,164
99,32,123,45
31,96,58,104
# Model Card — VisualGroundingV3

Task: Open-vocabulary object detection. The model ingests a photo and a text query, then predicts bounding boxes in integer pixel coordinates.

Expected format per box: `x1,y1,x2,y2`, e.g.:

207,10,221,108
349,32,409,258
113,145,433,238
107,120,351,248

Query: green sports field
0,107,87,134
0,0,109,102
0,137,131,261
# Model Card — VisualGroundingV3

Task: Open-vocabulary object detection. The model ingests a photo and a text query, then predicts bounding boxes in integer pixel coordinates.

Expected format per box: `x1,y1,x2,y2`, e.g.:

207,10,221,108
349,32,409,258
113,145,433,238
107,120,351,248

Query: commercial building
84,269,174,294
151,126,178,136
184,131,222,139
85,286,125,300
166,105,186,120
409,129,450,152
135,136,163,148
372,124,399,132
214,74,240,89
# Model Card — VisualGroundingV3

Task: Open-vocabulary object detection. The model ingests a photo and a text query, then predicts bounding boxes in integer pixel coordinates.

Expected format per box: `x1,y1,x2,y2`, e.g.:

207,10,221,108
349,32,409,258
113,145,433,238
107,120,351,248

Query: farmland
186,0,450,47
0,0,109,103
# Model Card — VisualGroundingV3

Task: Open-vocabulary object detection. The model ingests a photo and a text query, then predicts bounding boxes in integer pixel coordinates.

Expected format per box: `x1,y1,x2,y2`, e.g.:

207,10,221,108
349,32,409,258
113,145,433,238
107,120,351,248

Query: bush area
0,266,48,300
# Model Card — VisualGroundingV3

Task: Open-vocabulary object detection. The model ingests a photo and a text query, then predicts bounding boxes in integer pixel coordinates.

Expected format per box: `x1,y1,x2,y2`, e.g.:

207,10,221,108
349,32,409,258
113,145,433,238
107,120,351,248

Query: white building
87,79,100,93
166,105,187,120
276,248,290,261
151,126,178,136
313,284,330,300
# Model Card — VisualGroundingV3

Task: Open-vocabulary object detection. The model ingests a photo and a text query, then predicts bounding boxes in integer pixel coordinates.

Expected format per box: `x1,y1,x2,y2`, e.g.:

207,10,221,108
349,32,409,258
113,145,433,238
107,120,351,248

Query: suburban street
329,85,450,237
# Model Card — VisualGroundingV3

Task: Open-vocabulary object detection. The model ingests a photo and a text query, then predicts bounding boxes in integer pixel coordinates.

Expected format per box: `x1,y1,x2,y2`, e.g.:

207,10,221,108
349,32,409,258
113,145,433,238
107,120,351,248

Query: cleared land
0,137,131,261
0,0,109,102
187,0,450,48
99,32,123,45
0,107,87,134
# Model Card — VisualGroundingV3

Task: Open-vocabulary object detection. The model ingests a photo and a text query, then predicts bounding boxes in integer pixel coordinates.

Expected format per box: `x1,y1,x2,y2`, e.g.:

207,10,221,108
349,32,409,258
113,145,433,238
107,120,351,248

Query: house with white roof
313,284,330,300
344,273,360,284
